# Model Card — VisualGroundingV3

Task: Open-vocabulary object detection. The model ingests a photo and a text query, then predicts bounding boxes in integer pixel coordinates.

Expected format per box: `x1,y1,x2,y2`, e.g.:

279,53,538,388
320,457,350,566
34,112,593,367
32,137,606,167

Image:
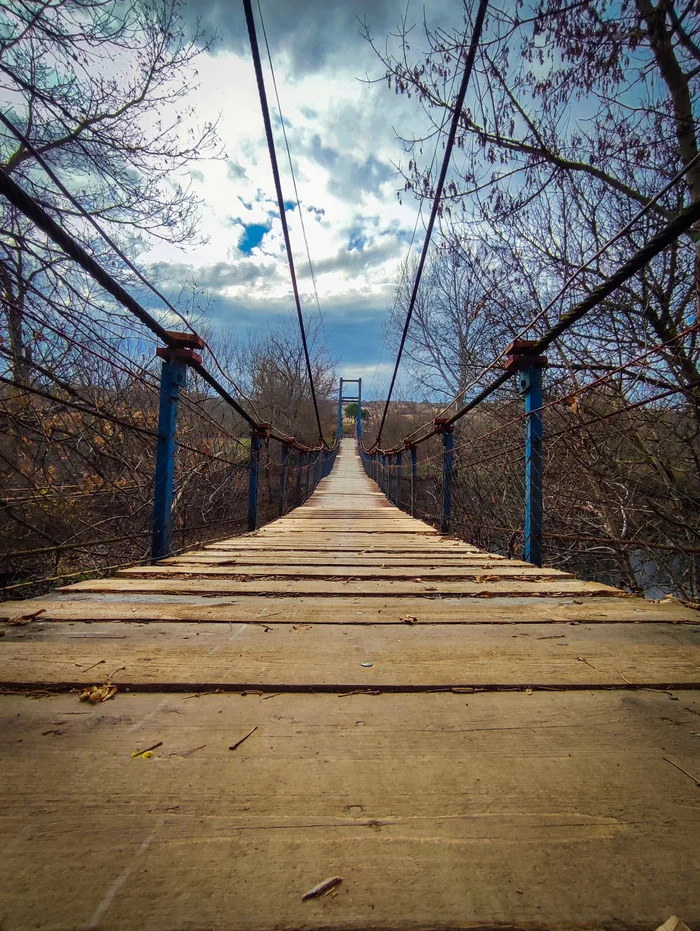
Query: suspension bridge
1,434,699,928
1,0,700,927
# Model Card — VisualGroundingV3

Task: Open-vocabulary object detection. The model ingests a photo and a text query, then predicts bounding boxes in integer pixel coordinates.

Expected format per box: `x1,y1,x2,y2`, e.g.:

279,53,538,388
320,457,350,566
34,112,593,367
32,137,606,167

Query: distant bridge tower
337,377,363,442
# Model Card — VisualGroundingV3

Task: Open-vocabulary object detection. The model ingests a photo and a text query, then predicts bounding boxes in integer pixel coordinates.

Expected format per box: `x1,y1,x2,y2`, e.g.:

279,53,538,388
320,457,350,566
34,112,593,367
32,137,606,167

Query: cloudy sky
143,0,463,398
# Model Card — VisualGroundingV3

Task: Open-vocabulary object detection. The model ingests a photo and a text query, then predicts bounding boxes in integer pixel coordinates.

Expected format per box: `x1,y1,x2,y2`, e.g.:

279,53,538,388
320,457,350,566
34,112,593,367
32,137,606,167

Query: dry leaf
7,608,46,626
400,615,418,624
79,683,117,704
653,918,693,931
302,876,342,901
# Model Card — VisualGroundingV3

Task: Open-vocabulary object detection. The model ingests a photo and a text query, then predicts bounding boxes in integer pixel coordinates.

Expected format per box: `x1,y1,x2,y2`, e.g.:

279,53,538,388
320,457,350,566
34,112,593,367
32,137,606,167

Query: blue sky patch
348,231,367,251
239,222,271,254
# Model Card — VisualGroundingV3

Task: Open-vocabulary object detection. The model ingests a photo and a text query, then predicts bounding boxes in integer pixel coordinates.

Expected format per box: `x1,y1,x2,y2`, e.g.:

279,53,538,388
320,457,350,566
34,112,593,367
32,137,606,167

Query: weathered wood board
2,620,699,688
1,690,699,930
1,594,698,624
117,563,574,580
61,577,619,596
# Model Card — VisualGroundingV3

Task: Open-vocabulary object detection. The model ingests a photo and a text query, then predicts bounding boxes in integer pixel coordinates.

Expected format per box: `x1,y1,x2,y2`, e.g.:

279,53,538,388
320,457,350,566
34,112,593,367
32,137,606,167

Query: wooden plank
165,553,512,565
257,528,439,535
0,595,693,625
203,542,482,553
205,540,479,548
61,577,619,597
275,511,410,518
259,518,436,526
2,595,698,624
1,690,700,929
120,565,574,580
2,621,699,688
242,535,446,544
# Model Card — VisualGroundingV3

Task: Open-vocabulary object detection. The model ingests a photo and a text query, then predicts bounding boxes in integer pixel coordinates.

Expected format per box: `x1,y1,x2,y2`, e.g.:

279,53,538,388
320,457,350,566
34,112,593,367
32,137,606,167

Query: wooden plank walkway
1,439,699,930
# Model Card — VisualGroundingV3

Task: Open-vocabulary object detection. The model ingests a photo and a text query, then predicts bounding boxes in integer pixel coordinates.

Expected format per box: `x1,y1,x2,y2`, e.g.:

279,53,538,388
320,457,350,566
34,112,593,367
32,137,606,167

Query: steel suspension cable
415,319,700,465
0,163,266,433
255,0,331,361
0,111,265,421
0,372,159,438
370,0,490,450
243,0,326,446
367,43,464,405
0,166,171,344
404,149,700,443
389,194,700,448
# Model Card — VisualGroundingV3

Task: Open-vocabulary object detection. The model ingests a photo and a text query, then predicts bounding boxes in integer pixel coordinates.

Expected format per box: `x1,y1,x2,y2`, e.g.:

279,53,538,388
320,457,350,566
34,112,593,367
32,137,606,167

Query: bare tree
367,0,700,597
0,0,222,382
220,313,337,443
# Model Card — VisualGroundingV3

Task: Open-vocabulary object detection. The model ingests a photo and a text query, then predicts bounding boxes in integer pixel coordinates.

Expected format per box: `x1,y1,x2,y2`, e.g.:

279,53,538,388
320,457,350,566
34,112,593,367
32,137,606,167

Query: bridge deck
1,439,699,930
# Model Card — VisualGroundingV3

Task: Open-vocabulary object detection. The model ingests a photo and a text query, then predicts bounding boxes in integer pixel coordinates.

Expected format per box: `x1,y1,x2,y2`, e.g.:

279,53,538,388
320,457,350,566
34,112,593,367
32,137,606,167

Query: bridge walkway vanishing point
1,439,699,930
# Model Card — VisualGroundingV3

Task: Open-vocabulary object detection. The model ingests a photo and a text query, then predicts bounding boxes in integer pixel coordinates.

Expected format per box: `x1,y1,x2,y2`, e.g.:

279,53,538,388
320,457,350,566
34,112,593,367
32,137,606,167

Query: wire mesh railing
0,121,339,601
361,343,700,601
0,368,337,599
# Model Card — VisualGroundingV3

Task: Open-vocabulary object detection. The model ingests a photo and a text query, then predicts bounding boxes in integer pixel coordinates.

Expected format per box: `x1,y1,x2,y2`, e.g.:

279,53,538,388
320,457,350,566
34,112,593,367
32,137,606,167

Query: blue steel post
151,333,204,563
337,377,344,440
395,450,403,508
278,444,289,516
303,453,310,500
409,444,417,516
151,357,186,561
357,377,362,442
295,450,303,505
524,363,545,566
435,418,454,534
247,432,262,532
506,341,547,567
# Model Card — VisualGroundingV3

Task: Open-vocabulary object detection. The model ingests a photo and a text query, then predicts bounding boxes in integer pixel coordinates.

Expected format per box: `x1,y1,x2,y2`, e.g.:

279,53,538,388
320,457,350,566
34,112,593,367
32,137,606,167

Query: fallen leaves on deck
79,683,117,703
7,608,46,626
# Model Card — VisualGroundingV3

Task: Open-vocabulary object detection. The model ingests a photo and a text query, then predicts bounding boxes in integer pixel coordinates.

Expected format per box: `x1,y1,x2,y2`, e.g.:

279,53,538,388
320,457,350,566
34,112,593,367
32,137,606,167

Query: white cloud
139,2,460,372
